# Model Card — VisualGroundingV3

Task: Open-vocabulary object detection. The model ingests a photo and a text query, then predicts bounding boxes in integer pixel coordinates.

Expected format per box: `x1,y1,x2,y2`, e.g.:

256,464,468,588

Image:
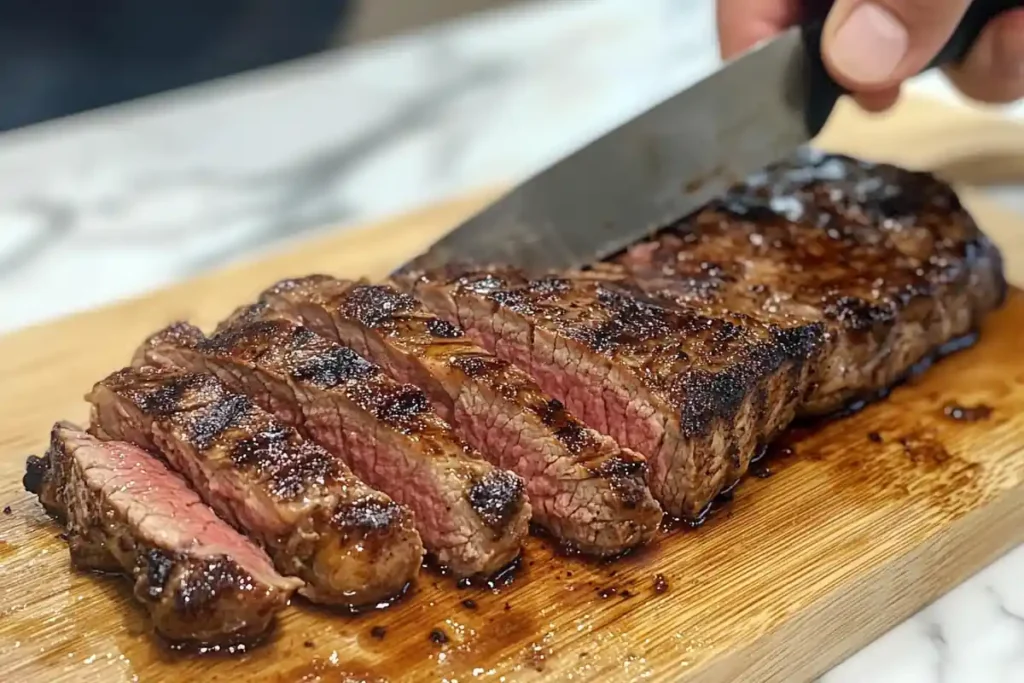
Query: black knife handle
803,0,1024,136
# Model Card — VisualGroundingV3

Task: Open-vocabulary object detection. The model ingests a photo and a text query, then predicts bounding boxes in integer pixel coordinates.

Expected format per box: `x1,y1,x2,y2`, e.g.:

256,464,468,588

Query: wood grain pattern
0,96,1022,683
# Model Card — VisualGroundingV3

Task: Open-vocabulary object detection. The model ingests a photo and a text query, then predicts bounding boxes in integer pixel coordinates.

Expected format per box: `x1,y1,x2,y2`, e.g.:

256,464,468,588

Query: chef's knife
399,0,1021,275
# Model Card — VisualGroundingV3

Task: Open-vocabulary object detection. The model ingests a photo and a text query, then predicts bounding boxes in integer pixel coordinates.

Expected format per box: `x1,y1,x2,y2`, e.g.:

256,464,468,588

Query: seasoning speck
429,628,448,646
867,431,883,444
370,626,387,640
456,578,472,589
2,506,11,515
461,599,477,610
303,640,315,649
57,532,69,542
653,573,669,594
597,587,617,599
504,602,511,611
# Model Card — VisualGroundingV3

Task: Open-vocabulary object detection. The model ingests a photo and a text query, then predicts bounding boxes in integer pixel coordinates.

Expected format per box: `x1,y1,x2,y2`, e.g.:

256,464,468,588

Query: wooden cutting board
1,96,1023,683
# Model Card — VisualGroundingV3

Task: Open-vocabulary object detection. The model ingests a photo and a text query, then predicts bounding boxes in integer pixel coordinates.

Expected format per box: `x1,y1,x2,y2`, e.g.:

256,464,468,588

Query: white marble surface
0,0,1021,680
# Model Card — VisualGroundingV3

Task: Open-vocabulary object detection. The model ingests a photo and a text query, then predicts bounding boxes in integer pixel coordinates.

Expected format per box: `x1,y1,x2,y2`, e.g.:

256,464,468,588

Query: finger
822,0,972,91
717,0,803,59
944,9,1024,104
854,85,902,112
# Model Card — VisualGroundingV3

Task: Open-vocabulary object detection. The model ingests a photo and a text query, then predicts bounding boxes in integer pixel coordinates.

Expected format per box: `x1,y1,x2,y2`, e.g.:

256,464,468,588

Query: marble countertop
0,0,1020,679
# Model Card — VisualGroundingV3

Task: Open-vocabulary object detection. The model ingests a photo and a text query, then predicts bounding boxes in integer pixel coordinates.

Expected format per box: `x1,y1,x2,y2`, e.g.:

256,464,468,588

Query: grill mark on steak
405,266,819,521
135,314,530,577
613,150,1006,416
259,277,663,556
24,422,299,646
87,366,424,608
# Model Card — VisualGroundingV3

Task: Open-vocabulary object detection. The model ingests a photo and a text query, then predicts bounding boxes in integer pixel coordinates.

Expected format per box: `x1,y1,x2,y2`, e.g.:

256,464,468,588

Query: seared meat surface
135,314,531,577
406,267,821,521
614,150,1006,415
24,422,299,645
258,277,662,556
25,152,1003,648
86,367,425,608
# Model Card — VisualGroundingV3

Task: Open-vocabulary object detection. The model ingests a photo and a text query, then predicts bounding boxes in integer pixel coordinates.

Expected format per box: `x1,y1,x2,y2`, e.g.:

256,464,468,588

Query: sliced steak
134,316,531,577
23,422,299,646
614,150,1007,415
86,367,425,608
404,267,822,521
258,277,663,556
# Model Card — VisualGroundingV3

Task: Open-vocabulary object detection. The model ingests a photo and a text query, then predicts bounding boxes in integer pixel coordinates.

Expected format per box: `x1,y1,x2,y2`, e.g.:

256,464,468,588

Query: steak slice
258,277,663,556
23,422,299,646
404,267,822,521
86,367,425,608
134,316,531,577
614,150,1007,415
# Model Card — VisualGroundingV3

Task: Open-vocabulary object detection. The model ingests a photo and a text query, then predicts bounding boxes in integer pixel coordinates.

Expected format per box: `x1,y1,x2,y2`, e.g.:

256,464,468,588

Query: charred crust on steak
291,346,379,388
135,372,208,416
448,352,505,379
592,455,650,508
105,368,346,499
174,558,256,616
22,454,50,496
532,398,594,455
469,470,527,531
143,548,176,599
331,498,406,533
263,274,335,297
339,284,418,330
230,428,336,499
187,394,254,450
215,302,276,332
370,386,432,432
425,317,464,338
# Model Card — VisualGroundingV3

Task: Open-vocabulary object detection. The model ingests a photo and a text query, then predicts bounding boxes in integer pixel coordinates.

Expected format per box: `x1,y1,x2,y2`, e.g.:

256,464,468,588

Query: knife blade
398,0,1021,276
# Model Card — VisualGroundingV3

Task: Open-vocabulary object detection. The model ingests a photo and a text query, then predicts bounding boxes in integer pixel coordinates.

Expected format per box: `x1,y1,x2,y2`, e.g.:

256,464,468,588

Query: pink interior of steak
262,277,662,553
140,317,527,577
56,423,294,591
86,367,427,606
413,282,692,509
410,267,820,521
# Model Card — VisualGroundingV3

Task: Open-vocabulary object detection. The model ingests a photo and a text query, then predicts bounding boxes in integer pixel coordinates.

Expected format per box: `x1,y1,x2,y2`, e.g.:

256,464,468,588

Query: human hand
717,0,1024,111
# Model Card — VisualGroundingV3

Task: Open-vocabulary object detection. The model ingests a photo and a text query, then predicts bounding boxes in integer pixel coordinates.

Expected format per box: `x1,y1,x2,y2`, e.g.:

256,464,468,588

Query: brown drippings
943,402,993,422
370,626,387,640
898,434,952,467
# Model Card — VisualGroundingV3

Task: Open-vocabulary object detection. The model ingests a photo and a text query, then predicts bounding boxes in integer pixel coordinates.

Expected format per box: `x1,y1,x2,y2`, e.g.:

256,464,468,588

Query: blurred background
0,0,526,132
0,0,1020,335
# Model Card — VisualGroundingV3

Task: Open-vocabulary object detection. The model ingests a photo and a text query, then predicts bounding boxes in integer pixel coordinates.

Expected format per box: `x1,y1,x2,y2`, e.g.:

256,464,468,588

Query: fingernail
829,3,909,85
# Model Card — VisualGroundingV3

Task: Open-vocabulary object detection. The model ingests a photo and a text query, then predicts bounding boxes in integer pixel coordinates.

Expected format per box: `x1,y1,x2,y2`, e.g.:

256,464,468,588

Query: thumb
822,0,972,90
